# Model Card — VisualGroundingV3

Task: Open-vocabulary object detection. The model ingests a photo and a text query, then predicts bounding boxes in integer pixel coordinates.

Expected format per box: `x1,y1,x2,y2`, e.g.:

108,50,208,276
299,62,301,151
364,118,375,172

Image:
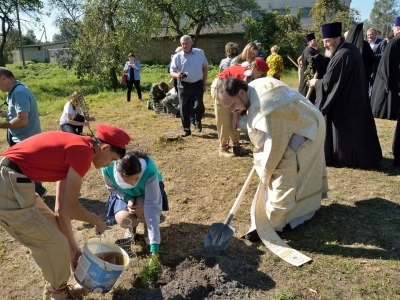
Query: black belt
182,80,202,85
0,157,23,174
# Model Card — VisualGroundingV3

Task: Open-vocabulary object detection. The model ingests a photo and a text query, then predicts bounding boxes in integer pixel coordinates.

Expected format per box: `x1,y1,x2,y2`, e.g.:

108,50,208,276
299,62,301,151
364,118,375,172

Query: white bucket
74,238,130,293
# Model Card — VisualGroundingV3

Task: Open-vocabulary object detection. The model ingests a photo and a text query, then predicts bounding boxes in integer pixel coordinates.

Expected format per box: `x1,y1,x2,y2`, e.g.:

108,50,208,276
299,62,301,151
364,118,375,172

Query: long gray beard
325,49,333,58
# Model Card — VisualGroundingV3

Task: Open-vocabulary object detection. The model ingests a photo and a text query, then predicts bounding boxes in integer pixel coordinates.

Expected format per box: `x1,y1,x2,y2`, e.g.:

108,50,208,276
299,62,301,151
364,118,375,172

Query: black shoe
244,230,261,242
35,184,47,198
181,131,191,137
175,112,181,118
196,121,202,132
232,145,241,156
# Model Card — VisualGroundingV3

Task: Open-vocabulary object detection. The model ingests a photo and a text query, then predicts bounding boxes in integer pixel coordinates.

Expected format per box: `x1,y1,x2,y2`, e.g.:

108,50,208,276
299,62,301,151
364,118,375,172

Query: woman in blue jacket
123,53,142,102
102,150,168,255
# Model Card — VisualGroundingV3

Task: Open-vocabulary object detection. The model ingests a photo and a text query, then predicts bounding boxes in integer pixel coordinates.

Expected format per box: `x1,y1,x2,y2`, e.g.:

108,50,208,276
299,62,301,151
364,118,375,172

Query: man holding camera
170,35,208,137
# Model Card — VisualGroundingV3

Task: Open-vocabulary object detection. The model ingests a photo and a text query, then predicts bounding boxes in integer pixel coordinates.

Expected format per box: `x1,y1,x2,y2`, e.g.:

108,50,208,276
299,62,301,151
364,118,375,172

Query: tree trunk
110,67,118,92
0,51,6,67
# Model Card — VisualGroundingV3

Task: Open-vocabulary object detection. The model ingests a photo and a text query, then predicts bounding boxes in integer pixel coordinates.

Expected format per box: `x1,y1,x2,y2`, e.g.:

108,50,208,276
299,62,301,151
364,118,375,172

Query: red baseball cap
255,57,269,73
95,124,131,148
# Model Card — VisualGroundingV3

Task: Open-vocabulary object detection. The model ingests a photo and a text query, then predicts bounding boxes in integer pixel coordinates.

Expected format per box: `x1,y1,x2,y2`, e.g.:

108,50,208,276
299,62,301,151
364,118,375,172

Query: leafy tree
369,0,399,38
66,0,161,89
0,0,43,66
139,0,259,46
243,8,305,69
310,0,360,50
48,0,84,42
52,19,81,41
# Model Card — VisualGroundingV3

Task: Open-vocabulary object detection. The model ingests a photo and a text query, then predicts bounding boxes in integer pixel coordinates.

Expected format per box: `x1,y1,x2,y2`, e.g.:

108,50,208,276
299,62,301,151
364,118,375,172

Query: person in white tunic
217,77,328,241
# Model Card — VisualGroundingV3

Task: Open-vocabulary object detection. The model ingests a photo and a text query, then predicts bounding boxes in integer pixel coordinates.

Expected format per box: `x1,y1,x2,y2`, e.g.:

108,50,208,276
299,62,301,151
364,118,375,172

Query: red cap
255,57,269,73
95,124,131,148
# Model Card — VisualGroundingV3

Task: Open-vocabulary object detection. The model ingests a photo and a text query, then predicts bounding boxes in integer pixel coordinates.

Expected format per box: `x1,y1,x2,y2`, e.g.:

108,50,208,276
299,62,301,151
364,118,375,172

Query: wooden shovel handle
229,167,256,216
306,72,318,99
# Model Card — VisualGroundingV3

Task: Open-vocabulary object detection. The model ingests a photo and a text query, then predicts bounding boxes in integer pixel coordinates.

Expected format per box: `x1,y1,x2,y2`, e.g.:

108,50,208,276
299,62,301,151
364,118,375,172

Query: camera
179,72,188,80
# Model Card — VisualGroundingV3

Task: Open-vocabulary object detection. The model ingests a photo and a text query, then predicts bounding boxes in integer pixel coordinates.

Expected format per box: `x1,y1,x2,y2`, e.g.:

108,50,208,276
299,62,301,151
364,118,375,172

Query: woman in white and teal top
102,150,168,255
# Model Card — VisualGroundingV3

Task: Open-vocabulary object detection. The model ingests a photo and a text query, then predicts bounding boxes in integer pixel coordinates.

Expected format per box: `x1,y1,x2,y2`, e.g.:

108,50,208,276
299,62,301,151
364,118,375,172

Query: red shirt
219,65,247,80
2,131,95,182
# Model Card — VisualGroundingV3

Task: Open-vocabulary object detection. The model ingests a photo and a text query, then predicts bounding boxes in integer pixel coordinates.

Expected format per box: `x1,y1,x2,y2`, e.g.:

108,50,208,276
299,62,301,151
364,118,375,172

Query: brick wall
136,34,248,65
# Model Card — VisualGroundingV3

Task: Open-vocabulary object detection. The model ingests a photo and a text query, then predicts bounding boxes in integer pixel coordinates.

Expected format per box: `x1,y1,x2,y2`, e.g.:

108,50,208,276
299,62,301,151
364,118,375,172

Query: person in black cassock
370,17,400,121
309,22,382,169
345,23,374,85
298,33,319,103
382,17,400,166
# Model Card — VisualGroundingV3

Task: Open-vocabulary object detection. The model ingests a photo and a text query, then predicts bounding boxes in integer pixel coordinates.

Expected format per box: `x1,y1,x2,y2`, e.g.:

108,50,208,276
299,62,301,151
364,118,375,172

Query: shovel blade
204,222,235,250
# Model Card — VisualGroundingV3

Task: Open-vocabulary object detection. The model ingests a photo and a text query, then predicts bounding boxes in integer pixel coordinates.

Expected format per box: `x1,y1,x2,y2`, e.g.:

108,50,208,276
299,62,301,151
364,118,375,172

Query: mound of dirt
128,246,272,300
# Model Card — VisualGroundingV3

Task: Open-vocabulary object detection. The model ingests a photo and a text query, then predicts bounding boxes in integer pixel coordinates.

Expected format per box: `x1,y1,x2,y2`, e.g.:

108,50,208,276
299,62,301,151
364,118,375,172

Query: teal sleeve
124,194,131,203
150,244,159,253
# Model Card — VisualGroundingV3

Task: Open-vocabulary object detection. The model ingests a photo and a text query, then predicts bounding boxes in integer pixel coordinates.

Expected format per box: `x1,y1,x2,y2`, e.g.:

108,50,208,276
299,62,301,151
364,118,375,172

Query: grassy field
0,62,399,299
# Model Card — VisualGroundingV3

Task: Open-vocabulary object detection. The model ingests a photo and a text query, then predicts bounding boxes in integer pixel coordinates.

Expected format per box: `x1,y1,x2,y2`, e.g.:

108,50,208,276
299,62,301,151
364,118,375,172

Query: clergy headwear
321,22,342,39
306,33,316,42
394,16,400,27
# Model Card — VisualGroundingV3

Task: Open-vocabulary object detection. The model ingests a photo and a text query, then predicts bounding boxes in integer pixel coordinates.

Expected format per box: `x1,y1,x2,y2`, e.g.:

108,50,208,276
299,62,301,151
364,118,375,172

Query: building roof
22,41,69,48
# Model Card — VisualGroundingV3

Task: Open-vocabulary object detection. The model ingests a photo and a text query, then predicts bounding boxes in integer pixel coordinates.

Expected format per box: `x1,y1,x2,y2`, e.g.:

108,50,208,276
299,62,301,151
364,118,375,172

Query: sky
30,0,374,42
350,0,374,21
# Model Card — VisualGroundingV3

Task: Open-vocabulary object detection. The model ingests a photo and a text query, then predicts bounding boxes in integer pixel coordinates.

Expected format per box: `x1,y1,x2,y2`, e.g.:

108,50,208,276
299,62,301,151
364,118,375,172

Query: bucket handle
99,234,107,270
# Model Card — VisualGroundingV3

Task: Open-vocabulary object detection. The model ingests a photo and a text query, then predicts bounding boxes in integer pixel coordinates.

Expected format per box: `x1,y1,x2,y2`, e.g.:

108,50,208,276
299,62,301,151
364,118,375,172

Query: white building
12,41,69,64
254,0,352,29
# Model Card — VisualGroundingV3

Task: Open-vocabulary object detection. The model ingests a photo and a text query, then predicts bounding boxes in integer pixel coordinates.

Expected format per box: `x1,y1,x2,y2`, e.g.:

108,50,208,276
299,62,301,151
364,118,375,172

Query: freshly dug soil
114,246,274,300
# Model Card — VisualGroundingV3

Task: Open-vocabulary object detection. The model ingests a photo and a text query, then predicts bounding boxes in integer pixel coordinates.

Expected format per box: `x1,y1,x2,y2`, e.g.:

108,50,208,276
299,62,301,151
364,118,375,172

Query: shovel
204,167,255,249
306,72,318,100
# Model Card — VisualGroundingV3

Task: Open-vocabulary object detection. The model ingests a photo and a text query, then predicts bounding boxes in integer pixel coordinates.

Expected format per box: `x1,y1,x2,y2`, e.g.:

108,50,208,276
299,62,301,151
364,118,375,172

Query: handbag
120,72,127,85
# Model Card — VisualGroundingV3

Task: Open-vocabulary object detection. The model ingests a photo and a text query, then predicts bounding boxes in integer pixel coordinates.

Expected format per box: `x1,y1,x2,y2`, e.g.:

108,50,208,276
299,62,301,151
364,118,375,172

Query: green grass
1,62,221,117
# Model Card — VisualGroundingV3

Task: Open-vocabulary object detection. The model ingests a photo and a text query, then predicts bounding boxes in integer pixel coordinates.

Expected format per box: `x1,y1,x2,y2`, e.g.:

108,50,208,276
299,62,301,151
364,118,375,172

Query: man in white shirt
170,35,208,137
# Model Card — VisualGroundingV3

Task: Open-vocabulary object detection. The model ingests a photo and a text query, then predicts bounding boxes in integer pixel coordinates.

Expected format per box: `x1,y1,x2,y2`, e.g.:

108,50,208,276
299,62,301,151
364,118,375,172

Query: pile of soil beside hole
115,246,273,300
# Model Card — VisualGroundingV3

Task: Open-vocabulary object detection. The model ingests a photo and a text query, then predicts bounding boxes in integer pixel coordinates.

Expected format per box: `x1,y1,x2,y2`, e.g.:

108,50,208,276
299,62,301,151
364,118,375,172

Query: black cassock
370,34,400,121
345,23,374,85
314,41,382,169
298,46,319,103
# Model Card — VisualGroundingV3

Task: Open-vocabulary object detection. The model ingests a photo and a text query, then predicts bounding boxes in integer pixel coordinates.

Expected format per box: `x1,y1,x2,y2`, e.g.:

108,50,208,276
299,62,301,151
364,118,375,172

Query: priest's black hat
306,33,316,42
321,22,342,38
395,16,400,27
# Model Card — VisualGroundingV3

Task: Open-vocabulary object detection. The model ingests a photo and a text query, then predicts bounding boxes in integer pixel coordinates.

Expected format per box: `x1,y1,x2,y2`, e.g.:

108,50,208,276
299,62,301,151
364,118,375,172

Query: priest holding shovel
208,76,328,265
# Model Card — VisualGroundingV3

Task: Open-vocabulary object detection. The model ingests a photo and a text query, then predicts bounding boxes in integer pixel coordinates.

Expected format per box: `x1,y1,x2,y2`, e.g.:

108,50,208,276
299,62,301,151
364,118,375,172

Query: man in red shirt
0,124,131,300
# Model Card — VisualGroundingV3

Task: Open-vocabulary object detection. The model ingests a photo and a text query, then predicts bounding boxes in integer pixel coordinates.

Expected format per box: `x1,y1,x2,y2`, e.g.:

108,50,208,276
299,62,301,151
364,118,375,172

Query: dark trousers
178,80,205,133
126,80,142,101
60,114,85,135
7,130,46,197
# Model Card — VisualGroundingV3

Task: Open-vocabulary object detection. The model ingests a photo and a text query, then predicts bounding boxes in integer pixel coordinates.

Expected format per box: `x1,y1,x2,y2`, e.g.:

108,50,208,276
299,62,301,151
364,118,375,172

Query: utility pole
15,0,26,68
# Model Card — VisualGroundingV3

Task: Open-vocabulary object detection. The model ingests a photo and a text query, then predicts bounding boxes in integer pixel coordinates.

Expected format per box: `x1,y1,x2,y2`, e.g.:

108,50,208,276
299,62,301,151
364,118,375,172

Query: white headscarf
114,158,147,189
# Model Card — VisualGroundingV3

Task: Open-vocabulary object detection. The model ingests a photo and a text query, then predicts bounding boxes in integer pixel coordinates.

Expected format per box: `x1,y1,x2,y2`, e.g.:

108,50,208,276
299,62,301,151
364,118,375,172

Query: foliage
243,9,305,69
137,0,259,47
0,0,43,66
310,0,360,50
135,253,162,288
369,0,399,38
303,55,315,87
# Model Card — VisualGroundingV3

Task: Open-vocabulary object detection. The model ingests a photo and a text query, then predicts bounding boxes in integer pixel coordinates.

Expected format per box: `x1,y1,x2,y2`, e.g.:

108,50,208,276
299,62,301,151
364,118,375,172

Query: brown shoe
219,148,235,158
43,284,87,300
